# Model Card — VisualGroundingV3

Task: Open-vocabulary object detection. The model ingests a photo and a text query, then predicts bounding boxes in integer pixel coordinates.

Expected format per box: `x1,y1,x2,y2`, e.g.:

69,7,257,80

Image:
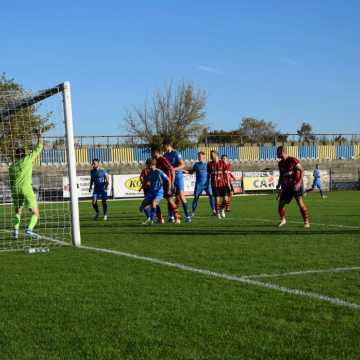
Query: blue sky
1,0,359,135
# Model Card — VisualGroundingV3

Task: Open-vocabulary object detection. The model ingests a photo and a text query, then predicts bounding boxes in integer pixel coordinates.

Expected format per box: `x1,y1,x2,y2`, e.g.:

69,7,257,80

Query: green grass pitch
0,191,360,359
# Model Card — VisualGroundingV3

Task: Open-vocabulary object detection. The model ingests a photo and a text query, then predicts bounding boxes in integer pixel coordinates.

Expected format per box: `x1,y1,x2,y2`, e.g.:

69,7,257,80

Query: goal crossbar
0,84,65,121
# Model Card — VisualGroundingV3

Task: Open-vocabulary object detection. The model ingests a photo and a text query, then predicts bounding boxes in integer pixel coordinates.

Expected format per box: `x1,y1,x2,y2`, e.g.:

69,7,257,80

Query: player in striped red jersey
207,150,231,219
276,146,310,228
151,145,180,224
221,154,236,212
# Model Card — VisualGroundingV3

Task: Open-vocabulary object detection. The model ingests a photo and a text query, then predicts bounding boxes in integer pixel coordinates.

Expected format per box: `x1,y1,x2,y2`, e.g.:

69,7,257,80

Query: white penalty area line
80,244,360,311
243,266,360,279
240,217,360,230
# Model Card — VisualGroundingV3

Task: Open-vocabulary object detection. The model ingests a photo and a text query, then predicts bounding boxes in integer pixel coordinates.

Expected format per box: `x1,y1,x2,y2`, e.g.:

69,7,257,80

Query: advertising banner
113,174,143,198
303,170,330,191
243,172,277,191
113,171,243,198
63,176,112,198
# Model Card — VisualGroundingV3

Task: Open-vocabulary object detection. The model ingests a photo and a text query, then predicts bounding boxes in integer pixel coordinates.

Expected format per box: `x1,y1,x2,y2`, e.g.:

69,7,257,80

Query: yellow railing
285,145,299,158
76,148,88,164
318,145,336,160
111,147,134,163
240,146,260,161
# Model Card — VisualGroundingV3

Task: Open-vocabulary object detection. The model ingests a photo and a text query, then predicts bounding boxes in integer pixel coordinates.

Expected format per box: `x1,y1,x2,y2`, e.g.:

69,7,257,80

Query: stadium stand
2,144,360,166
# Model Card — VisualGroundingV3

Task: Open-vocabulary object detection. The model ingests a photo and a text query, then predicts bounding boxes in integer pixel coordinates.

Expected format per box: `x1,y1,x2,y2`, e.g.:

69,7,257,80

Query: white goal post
0,81,81,250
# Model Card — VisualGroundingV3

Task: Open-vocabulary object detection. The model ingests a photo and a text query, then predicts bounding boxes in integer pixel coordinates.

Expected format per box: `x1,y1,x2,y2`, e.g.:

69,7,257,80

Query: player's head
221,154,229,163
210,150,219,161
198,151,205,161
15,147,26,160
145,158,152,169
276,146,287,160
163,139,173,152
316,164,319,169
92,159,100,169
151,145,162,159
150,159,158,170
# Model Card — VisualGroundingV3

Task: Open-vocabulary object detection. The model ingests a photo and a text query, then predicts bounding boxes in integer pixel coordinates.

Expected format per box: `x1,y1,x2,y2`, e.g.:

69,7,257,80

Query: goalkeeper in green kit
9,130,43,239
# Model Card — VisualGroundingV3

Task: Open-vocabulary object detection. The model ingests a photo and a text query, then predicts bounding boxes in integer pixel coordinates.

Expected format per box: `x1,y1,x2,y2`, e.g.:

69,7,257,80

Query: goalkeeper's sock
12,213,21,230
28,214,38,231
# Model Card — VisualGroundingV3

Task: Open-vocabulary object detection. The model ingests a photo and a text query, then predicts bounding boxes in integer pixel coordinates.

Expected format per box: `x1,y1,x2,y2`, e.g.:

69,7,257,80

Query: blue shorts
174,172,185,193
194,182,212,198
145,190,164,203
93,189,108,201
312,179,322,189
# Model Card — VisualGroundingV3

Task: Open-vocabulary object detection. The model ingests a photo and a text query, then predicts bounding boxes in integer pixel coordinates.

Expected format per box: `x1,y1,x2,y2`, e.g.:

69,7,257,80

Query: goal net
0,82,80,252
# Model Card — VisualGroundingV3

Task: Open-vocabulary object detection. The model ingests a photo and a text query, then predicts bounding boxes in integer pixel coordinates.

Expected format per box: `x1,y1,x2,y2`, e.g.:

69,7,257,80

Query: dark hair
163,138,172,146
221,154,228,159
145,158,152,166
151,145,161,154
198,151,205,156
210,150,218,156
276,146,284,153
92,158,100,163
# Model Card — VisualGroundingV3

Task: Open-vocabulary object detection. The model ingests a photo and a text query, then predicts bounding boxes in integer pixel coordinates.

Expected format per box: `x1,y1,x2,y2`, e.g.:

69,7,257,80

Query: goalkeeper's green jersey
9,143,43,192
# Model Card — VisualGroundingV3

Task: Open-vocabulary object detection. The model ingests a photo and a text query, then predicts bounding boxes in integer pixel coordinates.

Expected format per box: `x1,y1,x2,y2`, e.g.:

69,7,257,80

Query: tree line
0,75,350,153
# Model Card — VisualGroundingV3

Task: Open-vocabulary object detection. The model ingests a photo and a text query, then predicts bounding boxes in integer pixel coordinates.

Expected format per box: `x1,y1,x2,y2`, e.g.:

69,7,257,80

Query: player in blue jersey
163,140,191,223
305,164,326,199
140,159,171,225
89,159,110,220
189,151,216,216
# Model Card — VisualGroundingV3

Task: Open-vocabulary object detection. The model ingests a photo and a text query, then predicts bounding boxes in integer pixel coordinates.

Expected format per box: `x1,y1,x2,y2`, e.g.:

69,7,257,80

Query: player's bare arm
174,159,185,172
105,174,110,190
294,163,304,191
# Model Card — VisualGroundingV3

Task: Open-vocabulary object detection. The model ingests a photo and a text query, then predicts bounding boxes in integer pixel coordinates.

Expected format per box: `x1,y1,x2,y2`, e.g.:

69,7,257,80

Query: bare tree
239,117,278,144
297,122,316,143
124,82,207,148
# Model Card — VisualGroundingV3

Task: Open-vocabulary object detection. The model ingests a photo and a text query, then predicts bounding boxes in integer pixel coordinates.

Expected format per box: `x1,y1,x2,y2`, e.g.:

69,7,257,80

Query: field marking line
243,266,360,279
80,244,360,311
240,217,360,230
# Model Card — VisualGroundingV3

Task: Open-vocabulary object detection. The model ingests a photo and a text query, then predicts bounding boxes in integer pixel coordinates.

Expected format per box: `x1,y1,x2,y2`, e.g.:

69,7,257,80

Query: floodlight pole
63,81,81,247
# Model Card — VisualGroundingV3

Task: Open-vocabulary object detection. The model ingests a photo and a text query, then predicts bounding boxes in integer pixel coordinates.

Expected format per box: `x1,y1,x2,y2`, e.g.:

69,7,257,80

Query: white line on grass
243,266,360,279
0,229,70,247
80,245,360,311
240,217,360,230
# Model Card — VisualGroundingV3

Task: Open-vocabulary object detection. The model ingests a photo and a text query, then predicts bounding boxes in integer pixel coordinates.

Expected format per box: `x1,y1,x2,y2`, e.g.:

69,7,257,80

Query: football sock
224,198,231,211
156,205,162,220
102,200,108,215
209,195,215,210
92,202,99,214
150,207,156,221
300,206,309,223
12,213,21,230
28,214,38,231
278,207,286,219
183,202,190,217
167,202,174,218
144,207,151,219
192,197,199,212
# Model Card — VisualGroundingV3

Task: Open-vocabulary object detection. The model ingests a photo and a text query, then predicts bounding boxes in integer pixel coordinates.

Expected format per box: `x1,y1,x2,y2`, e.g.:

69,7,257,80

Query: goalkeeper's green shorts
12,189,38,209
